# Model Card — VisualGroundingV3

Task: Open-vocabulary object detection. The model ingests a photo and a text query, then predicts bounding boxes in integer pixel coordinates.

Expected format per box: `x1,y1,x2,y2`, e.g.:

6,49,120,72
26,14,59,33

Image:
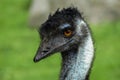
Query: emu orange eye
64,30,73,37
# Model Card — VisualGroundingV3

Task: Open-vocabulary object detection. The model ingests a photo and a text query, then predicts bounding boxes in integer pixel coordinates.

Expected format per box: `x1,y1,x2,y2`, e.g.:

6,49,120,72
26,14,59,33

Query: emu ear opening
75,19,87,33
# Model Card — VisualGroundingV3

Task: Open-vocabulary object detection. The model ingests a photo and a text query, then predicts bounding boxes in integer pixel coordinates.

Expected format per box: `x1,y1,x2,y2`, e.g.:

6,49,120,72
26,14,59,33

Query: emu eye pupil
64,30,72,37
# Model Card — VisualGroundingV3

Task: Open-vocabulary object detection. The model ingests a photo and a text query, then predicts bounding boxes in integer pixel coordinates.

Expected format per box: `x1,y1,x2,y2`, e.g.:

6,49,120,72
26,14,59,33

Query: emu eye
64,29,73,37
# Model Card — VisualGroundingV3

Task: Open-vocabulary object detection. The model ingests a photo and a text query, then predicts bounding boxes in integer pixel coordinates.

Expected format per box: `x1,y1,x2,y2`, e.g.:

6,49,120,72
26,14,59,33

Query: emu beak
33,45,53,62
33,39,58,62
33,37,66,62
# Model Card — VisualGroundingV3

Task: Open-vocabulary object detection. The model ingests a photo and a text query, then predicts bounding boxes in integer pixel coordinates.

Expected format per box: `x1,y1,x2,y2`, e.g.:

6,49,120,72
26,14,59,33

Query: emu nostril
46,47,50,50
42,47,51,53
42,50,48,53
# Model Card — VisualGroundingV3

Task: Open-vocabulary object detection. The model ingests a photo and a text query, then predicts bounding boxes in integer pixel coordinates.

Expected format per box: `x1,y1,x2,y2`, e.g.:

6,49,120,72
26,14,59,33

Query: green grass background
0,0,120,80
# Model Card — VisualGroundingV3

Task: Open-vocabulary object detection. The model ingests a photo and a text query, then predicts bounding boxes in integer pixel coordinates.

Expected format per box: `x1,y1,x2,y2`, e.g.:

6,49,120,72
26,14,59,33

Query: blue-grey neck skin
60,34,94,80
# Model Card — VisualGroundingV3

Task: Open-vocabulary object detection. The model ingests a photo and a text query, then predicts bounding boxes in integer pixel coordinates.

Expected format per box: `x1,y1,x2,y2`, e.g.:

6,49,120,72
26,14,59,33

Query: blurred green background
0,0,120,80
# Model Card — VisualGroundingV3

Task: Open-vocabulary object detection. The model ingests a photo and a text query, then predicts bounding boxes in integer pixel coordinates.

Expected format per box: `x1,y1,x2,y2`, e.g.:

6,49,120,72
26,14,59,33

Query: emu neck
60,35,94,80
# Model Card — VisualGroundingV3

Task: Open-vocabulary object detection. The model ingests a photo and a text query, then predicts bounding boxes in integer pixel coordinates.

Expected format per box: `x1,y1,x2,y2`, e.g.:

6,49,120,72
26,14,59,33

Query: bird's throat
60,35,94,80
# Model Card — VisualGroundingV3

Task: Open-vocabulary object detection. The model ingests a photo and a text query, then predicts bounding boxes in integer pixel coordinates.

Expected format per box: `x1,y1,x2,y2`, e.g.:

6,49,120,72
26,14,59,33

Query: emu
33,7,94,80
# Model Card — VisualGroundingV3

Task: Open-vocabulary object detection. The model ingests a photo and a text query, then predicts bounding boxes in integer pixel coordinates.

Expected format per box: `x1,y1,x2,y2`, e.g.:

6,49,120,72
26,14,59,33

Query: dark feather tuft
40,7,83,34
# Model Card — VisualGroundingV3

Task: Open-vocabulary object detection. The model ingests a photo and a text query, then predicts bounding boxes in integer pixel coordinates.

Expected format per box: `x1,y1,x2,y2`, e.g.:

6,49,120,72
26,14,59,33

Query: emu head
34,7,89,62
